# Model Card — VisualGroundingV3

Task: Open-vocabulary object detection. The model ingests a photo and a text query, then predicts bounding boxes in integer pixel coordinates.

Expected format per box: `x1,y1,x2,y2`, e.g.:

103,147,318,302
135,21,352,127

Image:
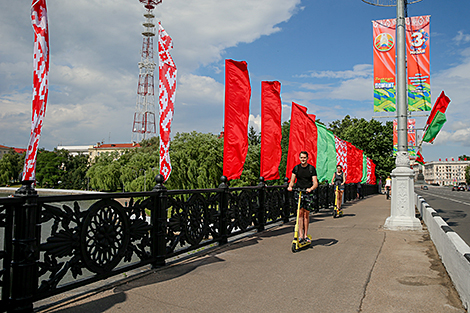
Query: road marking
419,190,470,206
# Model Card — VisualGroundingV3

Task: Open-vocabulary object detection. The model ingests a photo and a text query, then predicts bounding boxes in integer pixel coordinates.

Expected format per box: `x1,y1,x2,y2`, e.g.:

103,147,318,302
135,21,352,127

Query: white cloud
298,64,372,79
0,0,302,148
453,31,470,45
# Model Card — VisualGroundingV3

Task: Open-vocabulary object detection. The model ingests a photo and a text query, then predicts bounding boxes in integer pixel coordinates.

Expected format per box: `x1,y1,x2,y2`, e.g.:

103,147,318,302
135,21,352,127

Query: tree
328,115,394,181
86,152,123,191
0,150,23,185
165,131,224,190
458,155,470,161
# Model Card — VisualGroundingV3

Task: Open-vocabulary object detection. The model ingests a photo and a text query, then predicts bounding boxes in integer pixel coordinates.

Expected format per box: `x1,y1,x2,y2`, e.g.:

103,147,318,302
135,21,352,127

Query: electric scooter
291,190,312,253
333,185,343,218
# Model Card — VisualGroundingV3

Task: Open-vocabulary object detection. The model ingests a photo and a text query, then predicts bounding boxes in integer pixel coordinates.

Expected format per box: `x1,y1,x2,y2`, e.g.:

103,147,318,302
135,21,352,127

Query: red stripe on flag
286,102,317,180
223,59,251,180
260,81,282,181
158,22,177,182
425,91,450,127
22,0,50,182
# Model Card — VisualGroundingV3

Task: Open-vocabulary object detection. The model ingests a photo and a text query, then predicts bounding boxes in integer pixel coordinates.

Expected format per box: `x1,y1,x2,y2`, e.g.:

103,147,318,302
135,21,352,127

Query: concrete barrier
415,193,470,310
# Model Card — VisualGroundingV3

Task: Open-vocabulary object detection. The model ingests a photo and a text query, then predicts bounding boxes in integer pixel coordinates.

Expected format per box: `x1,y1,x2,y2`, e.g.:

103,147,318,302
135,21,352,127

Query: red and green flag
416,151,425,165
422,91,450,143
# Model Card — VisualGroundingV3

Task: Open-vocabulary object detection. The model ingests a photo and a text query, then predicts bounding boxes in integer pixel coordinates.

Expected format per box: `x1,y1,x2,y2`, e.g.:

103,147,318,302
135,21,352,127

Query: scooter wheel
292,243,298,253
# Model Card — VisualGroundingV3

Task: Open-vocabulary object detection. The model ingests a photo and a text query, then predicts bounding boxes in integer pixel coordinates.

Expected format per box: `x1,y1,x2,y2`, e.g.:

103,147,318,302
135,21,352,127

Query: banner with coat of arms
406,15,431,111
372,18,396,112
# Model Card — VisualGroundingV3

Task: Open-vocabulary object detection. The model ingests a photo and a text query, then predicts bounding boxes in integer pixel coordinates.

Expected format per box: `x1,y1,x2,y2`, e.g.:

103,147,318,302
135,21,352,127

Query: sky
1,0,470,162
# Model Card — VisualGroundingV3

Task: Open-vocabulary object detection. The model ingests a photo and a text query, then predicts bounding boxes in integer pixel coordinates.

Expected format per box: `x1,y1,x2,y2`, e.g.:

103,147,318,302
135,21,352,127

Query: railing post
257,177,266,232
152,174,167,267
283,178,290,223
218,176,229,245
10,181,39,313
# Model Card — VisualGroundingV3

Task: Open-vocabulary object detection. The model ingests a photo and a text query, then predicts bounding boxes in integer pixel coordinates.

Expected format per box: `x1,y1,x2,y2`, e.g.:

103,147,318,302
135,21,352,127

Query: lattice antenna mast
132,0,162,142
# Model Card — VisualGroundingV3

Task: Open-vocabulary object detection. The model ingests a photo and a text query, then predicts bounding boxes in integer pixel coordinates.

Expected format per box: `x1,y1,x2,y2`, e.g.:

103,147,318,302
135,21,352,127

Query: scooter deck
291,235,312,252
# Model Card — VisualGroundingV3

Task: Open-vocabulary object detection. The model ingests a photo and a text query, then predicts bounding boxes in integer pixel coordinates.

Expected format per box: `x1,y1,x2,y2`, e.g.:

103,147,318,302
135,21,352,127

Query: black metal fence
0,177,378,312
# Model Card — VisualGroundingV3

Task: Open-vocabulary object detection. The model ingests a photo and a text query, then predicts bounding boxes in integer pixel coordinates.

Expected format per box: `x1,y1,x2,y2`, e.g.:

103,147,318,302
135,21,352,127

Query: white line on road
419,190,470,206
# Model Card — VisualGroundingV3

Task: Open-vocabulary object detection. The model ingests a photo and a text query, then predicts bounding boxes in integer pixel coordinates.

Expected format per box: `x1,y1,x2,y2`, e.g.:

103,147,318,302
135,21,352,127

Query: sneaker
299,238,305,243
305,237,311,244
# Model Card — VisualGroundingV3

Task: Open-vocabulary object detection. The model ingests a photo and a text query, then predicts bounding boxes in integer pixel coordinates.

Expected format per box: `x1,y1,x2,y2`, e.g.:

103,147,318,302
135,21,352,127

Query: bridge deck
37,195,465,313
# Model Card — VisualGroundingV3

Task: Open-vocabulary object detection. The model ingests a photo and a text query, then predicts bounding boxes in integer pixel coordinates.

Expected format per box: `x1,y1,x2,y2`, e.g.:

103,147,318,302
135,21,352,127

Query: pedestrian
357,182,363,199
287,151,319,243
332,165,345,211
385,176,392,198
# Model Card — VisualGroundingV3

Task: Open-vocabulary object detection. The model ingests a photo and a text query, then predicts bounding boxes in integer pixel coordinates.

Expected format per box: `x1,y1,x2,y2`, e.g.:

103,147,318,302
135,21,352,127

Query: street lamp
362,0,421,230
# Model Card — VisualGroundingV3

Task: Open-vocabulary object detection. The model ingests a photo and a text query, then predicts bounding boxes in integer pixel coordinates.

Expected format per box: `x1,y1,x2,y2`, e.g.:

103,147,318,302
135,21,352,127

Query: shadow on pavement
311,238,338,247
47,292,126,313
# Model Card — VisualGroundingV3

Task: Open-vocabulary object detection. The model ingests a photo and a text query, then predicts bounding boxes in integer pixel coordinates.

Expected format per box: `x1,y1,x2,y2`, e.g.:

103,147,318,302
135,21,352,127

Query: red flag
416,151,425,165
223,59,251,180
285,103,317,180
425,91,450,128
370,161,377,185
346,142,363,183
260,81,282,181
158,22,177,182
22,0,50,182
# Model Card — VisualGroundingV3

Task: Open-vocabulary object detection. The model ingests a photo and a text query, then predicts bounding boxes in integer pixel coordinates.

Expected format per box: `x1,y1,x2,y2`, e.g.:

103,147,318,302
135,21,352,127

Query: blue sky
1,0,470,162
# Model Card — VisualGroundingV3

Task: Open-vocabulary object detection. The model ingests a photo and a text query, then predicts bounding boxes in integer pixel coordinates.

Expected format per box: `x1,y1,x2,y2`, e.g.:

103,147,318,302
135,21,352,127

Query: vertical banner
393,119,416,157
316,122,336,183
158,22,177,182
406,15,431,111
285,102,317,180
223,59,251,181
260,81,282,181
372,18,396,112
335,136,348,180
22,0,50,182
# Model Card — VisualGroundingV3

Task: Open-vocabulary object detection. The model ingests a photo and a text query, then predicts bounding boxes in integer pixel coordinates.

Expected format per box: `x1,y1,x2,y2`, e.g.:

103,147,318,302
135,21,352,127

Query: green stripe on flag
362,154,367,184
423,111,446,142
316,122,336,182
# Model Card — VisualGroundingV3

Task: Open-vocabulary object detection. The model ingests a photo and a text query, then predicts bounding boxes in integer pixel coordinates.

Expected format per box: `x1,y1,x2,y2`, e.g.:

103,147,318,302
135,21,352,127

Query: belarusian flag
416,151,425,165
422,91,450,143
316,122,336,182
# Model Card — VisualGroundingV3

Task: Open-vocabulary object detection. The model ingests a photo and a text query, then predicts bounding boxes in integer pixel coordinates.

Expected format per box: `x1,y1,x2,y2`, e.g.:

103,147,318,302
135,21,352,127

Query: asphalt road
415,185,470,246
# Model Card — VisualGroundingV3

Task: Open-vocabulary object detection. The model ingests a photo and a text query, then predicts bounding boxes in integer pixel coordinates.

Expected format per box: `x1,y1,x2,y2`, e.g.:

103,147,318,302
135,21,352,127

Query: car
459,185,466,191
452,185,458,191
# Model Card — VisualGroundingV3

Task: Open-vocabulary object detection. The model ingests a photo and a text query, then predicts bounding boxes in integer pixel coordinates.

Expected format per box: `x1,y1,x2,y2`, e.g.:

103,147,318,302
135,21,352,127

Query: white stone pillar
384,152,421,230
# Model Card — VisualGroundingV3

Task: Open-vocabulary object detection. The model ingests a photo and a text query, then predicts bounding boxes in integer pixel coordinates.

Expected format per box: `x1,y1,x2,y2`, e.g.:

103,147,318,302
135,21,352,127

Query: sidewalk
37,194,466,313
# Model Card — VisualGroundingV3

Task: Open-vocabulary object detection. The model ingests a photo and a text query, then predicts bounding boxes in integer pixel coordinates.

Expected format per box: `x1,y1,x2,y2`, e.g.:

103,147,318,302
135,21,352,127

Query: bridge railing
0,177,378,312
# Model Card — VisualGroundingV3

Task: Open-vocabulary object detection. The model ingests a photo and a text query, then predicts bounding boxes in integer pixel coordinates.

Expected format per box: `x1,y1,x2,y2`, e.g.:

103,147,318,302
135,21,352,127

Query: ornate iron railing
0,177,377,312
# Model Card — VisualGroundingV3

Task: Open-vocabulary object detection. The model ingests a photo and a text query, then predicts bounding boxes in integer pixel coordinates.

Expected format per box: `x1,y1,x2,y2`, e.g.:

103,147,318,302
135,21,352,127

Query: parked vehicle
452,185,458,191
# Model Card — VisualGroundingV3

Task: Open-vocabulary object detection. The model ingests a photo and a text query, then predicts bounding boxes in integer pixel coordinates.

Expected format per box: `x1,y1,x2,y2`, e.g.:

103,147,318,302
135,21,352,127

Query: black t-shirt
293,164,317,189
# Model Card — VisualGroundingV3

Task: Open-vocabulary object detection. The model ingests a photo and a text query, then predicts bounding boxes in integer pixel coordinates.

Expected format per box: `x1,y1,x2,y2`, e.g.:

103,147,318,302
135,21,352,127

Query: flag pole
384,0,421,230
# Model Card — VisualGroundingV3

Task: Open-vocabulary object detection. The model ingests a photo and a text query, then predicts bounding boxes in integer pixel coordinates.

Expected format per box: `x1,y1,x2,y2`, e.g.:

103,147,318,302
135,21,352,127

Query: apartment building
420,160,470,186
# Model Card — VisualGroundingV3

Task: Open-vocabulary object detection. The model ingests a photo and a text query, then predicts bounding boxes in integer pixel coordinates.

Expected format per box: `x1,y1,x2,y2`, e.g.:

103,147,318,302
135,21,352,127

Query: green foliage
328,115,394,181
165,131,223,190
0,150,23,185
86,152,123,191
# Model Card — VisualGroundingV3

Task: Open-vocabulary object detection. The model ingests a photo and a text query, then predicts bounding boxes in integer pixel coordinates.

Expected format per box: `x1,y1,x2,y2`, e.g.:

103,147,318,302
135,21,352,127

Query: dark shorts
335,184,345,191
294,191,316,211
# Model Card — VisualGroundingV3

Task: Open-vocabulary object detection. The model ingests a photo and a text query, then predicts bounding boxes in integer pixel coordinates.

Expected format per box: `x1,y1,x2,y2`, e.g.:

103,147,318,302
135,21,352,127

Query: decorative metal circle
184,194,208,246
237,191,253,231
81,199,130,274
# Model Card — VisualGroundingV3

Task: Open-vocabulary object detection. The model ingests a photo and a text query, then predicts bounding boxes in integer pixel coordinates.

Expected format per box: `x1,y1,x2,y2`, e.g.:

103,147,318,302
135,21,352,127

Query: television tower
132,0,162,142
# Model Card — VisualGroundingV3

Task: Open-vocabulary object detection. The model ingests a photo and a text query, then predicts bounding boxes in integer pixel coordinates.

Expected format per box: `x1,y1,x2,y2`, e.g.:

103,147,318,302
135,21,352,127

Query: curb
415,193,470,310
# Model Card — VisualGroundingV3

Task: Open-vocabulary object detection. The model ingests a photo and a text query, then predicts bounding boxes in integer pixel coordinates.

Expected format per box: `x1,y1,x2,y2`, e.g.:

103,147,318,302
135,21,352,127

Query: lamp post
362,0,421,230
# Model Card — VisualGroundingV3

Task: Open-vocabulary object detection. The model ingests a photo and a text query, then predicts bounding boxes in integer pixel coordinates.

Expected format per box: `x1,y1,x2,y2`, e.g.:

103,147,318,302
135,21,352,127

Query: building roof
92,143,140,149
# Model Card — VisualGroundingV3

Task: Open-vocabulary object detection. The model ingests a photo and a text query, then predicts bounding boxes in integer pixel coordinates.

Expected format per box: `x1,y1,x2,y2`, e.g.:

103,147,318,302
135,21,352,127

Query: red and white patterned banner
366,157,373,184
158,22,177,182
22,0,50,182
335,136,347,180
